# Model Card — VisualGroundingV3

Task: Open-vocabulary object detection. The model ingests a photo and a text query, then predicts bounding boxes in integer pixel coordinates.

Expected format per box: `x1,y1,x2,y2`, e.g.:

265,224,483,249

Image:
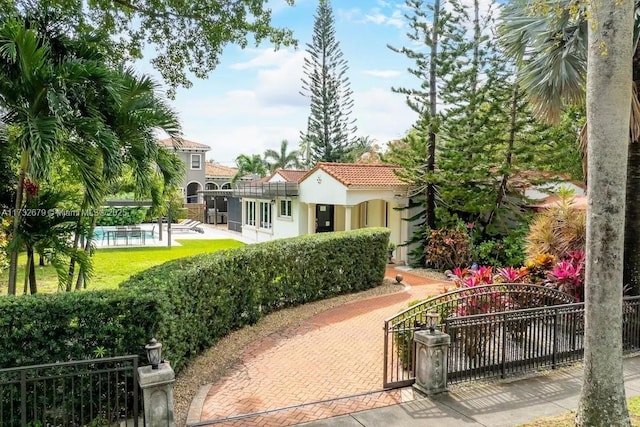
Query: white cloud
337,5,405,29
364,11,387,25
364,69,402,78
337,8,362,21
353,87,415,144
170,47,415,166
229,49,295,70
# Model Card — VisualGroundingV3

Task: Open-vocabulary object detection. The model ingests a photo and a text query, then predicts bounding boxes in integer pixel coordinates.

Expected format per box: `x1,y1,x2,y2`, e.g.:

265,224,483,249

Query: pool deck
91,223,254,248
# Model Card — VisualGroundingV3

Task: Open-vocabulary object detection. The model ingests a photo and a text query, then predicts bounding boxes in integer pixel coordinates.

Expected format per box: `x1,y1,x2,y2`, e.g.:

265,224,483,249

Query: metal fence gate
383,283,578,388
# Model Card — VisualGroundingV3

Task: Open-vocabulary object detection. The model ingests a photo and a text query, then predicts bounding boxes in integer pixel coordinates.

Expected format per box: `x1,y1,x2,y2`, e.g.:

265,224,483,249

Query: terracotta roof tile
300,163,406,187
157,137,210,150
205,163,237,177
271,169,309,183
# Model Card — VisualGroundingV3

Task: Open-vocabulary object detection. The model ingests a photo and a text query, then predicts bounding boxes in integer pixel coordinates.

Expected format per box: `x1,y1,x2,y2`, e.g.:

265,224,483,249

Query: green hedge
0,290,159,367
0,228,389,372
120,227,389,371
96,207,148,226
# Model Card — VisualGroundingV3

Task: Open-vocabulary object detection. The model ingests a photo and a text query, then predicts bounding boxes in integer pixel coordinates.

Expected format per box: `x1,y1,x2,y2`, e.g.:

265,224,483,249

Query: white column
307,203,316,234
345,205,353,231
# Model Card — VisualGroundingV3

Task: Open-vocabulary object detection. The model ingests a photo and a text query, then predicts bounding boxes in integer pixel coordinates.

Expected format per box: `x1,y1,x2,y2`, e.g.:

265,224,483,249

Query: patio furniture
128,226,145,245
114,227,129,245
164,220,205,234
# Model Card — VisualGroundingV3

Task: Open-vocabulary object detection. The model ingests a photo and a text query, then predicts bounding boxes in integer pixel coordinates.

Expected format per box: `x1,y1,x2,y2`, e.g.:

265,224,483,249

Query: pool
91,226,156,245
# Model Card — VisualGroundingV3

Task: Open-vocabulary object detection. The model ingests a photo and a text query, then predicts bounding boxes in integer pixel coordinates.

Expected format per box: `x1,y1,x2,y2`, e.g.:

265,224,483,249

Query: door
315,204,334,233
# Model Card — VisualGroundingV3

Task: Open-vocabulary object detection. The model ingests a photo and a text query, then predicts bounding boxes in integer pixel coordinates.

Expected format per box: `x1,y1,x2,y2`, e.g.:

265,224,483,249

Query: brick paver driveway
187,267,449,426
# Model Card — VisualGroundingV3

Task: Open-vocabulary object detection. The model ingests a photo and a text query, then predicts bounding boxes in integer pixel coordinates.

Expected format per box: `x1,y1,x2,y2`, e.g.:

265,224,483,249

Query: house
233,163,413,264
157,138,210,204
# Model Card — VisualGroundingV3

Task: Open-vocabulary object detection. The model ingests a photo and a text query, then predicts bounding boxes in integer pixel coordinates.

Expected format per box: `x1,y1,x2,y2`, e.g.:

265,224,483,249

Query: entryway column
307,203,316,234
345,205,353,231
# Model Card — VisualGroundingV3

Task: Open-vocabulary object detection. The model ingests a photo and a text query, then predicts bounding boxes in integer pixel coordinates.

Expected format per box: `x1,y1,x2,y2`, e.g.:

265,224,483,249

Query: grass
519,396,640,426
1,239,244,294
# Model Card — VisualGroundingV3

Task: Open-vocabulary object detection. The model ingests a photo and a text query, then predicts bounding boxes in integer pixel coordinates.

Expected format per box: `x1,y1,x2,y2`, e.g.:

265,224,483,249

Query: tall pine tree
300,0,356,164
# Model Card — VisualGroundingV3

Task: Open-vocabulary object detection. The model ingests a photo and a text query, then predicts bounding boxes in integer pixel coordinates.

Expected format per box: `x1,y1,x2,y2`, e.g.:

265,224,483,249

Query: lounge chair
164,220,205,234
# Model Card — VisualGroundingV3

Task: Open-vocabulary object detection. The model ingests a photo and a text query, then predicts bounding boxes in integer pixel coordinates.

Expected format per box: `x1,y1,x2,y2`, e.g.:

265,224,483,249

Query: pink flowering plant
546,250,585,301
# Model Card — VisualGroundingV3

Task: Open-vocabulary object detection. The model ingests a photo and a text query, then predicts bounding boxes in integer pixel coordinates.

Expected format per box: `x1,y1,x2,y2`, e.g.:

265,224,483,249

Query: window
279,199,292,218
191,154,202,170
260,201,272,229
245,201,256,226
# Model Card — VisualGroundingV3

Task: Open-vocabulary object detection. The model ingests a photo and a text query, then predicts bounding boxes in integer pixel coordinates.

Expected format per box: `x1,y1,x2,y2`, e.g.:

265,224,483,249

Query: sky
137,0,422,166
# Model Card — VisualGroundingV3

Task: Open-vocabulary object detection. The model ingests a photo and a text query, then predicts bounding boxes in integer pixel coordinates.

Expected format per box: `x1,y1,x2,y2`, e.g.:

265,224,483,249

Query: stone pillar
344,206,352,231
138,363,175,427
413,330,450,396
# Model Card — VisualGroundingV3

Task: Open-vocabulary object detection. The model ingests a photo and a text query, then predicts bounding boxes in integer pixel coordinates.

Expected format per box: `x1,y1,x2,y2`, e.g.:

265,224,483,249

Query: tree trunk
66,196,88,292
486,81,519,232
577,1,633,425
426,0,440,231
27,246,36,295
22,247,29,295
75,214,97,290
7,151,28,295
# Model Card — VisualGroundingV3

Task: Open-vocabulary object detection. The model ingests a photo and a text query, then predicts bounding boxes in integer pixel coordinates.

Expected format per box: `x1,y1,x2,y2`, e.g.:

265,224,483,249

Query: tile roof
271,169,309,183
205,163,237,177
529,194,587,211
301,163,406,187
157,137,210,151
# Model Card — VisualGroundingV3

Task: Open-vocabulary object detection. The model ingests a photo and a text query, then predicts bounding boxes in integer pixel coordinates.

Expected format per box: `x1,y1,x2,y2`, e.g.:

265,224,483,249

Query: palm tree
0,17,118,294
232,154,268,184
264,139,302,173
67,69,183,290
499,0,640,295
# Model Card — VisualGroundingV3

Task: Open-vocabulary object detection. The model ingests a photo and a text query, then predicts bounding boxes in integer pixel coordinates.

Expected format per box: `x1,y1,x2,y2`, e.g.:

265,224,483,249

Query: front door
315,204,335,233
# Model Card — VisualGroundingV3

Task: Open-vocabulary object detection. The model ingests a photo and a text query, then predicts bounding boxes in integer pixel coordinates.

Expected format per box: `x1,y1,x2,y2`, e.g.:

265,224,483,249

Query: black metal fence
383,283,577,388
446,297,640,383
0,355,141,427
445,303,586,382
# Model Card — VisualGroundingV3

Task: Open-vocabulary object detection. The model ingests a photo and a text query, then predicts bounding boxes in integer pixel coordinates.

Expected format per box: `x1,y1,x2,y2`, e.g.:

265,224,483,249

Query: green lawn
1,239,245,294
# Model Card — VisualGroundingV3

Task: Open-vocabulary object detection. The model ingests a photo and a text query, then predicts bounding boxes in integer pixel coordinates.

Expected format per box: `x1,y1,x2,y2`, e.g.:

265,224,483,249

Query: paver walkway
186,267,450,426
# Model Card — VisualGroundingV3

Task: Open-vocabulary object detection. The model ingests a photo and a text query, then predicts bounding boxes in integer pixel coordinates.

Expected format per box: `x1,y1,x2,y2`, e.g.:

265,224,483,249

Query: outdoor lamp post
145,338,162,369
426,312,439,333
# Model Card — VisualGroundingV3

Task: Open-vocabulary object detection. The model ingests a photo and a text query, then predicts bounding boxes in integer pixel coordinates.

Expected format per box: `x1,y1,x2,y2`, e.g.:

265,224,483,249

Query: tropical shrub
473,227,527,267
525,195,586,261
96,207,148,226
425,227,472,270
545,250,585,301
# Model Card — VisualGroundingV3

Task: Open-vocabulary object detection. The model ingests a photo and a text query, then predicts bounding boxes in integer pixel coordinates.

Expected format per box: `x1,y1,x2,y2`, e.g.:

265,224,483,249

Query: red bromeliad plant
495,266,530,283
546,250,585,301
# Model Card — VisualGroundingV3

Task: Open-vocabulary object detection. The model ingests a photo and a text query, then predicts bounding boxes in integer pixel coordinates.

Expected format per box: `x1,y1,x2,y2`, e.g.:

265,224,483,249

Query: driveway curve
186,267,450,426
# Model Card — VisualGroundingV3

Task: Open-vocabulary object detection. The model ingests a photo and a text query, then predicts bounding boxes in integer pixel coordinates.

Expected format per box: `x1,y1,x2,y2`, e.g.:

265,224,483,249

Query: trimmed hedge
0,290,159,368
96,206,148,226
120,227,390,371
0,228,389,372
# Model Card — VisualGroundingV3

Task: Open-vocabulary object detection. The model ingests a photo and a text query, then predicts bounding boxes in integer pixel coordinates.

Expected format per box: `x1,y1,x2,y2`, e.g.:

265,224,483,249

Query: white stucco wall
299,170,349,204
272,198,302,239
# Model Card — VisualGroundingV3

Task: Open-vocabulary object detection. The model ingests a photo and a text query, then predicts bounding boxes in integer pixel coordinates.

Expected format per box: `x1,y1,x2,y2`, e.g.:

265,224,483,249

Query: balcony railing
233,182,299,199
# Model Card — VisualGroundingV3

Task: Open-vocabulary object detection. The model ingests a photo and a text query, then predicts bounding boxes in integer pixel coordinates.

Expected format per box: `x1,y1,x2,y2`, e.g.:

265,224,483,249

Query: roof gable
269,169,309,183
299,163,405,187
205,163,237,177
157,137,210,151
